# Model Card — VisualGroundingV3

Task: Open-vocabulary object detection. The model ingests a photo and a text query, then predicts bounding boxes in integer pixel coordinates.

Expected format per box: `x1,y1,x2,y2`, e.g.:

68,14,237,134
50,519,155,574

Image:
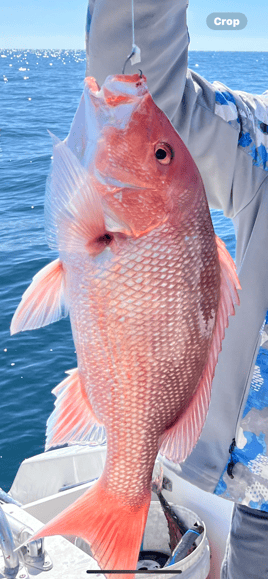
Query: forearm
86,0,189,121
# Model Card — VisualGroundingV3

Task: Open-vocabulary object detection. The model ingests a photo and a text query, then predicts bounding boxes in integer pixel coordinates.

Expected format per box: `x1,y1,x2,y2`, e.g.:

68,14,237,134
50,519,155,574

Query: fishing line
122,0,141,74
131,0,135,47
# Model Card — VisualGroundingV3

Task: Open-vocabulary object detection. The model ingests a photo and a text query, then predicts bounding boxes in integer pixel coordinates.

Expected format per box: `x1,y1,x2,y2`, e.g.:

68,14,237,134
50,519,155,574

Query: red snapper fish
11,73,240,576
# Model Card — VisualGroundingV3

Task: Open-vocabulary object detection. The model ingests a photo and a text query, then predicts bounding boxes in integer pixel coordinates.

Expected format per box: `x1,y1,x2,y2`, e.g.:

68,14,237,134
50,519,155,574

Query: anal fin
159,235,241,464
46,368,106,450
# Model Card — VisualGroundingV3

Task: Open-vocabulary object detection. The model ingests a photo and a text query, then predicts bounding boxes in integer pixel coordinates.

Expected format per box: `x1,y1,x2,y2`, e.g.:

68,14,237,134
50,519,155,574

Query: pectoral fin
45,134,128,252
10,259,68,335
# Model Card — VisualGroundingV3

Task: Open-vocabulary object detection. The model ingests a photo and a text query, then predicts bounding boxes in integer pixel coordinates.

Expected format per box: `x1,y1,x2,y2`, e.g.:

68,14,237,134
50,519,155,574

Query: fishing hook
122,48,136,75
122,0,141,74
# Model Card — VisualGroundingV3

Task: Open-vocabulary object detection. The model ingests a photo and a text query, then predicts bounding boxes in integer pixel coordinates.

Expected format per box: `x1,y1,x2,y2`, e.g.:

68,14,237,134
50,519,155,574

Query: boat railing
0,500,53,577
0,505,20,578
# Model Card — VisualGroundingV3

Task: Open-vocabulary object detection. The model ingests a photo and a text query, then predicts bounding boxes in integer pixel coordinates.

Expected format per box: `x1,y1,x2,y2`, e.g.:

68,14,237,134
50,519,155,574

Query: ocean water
1,50,268,492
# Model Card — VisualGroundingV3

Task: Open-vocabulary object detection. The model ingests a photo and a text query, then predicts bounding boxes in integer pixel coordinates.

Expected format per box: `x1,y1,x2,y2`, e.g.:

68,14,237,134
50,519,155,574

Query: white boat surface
1,445,233,579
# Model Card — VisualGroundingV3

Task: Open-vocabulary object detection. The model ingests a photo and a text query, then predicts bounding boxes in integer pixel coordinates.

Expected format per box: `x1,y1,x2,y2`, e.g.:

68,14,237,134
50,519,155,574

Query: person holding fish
10,1,268,579
87,2,268,578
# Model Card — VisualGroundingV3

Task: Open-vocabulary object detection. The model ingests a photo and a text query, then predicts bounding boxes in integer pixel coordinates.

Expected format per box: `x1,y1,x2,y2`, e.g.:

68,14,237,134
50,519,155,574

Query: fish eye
154,143,173,165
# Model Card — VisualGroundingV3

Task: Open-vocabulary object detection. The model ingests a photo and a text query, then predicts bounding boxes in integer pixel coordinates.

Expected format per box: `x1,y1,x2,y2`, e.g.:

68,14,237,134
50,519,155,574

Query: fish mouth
86,73,148,103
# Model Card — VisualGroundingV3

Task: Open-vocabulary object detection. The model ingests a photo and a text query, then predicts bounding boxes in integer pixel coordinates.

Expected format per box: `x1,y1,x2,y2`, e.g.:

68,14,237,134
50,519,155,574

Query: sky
1,0,268,51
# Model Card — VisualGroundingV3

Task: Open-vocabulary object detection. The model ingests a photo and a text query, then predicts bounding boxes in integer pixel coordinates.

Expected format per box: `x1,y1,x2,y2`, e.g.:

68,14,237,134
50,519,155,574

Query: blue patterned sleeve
213,82,268,173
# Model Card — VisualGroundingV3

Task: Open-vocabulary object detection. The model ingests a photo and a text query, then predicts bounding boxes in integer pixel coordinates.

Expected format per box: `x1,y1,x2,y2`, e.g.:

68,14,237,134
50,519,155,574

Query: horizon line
1,48,268,53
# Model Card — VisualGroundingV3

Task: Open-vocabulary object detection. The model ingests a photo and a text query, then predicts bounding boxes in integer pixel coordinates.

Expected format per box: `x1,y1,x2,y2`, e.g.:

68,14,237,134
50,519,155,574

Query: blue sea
1,50,268,492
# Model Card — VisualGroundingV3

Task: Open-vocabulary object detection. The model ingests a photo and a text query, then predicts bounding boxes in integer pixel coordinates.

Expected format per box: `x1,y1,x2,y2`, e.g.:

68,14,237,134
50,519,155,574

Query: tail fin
30,479,150,579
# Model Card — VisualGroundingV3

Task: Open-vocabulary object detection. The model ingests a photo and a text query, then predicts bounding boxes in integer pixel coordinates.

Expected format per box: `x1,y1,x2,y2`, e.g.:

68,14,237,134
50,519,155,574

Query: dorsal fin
159,236,241,463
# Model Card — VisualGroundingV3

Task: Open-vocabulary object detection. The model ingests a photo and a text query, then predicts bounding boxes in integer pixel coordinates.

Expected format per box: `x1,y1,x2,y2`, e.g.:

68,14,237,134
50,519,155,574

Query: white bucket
138,501,210,579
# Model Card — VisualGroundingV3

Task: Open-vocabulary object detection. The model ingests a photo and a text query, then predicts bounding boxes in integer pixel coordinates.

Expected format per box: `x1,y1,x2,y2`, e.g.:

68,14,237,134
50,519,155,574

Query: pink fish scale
66,209,220,503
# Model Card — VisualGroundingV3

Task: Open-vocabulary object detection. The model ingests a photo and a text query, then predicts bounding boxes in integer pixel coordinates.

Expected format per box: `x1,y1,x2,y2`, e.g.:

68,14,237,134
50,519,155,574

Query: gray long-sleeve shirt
85,0,268,502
